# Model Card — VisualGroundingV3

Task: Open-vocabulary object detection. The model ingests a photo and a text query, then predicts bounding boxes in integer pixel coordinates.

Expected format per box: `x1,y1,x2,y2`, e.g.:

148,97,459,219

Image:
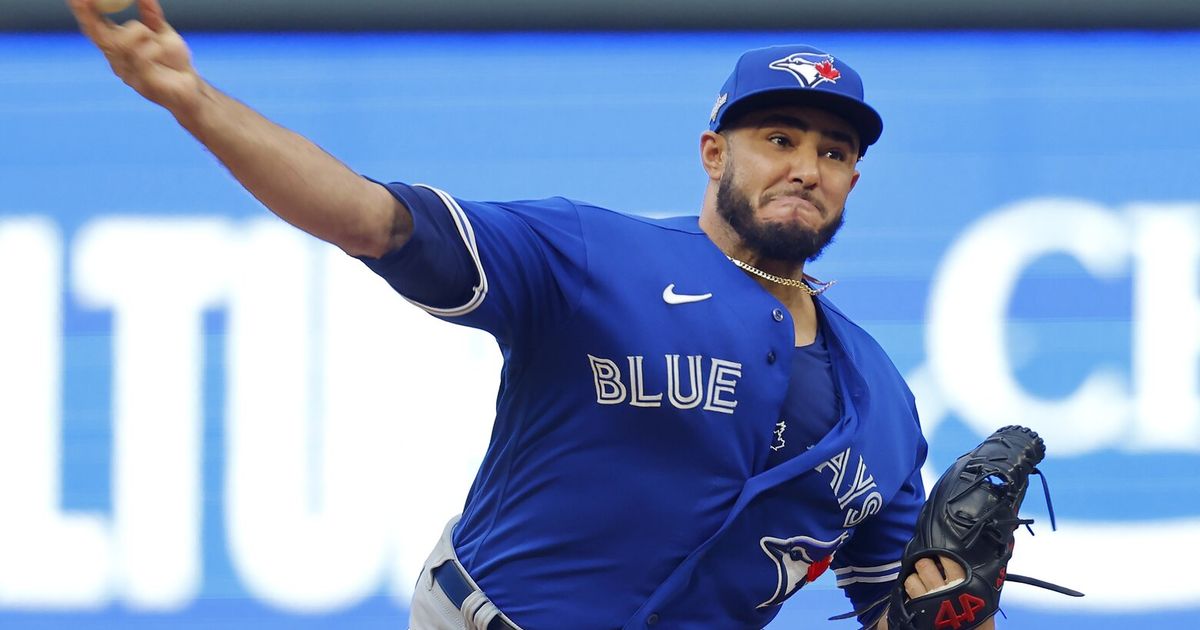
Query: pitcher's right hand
68,0,204,115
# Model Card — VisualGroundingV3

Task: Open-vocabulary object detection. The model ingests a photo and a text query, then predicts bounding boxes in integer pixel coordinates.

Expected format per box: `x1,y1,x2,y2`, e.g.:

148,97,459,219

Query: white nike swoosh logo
663,284,713,305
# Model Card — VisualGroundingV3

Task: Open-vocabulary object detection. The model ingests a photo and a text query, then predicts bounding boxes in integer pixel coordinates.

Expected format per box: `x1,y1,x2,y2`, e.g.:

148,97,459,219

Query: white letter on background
926,199,1130,455
74,217,231,610
225,220,499,610
1130,204,1200,451
0,218,110,608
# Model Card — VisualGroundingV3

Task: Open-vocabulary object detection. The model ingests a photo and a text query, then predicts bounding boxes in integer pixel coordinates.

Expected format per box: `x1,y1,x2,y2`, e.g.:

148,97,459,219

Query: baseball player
69,0,993,628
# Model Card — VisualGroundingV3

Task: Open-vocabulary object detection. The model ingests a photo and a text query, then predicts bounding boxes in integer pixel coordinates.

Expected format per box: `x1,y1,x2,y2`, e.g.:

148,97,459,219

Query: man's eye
824,149,847,161
769,136,791,147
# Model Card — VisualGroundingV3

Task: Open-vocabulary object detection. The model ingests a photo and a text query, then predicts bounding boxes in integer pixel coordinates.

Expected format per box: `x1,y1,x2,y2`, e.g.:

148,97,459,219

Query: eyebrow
755,114,859,153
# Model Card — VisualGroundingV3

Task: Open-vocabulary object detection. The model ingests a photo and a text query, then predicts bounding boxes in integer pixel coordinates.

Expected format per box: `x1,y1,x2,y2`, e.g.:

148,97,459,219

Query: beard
715,163,845,264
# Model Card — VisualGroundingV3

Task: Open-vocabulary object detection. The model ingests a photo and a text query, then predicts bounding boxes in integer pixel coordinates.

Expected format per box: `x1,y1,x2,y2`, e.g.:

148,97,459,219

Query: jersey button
772,308,785,322
766,350,777,364
647,613,660,625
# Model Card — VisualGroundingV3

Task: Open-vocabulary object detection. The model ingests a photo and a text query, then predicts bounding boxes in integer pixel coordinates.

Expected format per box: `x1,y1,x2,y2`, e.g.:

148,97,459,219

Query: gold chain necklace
726,256,836,296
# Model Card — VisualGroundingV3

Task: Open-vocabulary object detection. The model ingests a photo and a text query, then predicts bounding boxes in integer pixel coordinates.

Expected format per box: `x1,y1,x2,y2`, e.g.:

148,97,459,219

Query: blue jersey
363,183,926,629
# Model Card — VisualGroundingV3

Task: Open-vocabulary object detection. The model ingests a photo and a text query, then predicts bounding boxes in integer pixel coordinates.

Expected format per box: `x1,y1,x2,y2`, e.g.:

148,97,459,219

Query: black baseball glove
885,425,1083,630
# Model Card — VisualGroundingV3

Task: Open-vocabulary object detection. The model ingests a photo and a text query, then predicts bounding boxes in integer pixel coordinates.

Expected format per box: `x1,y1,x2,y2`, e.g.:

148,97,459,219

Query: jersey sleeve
359,182,588,345
831,461,925,627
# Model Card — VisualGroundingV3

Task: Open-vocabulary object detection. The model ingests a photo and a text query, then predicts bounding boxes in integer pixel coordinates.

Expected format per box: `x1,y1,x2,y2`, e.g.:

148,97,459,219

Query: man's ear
700,130,728,181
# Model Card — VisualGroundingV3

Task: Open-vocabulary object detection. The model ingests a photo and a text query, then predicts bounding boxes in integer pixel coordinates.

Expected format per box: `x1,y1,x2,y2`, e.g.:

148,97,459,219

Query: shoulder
563,200,704,235
410,187,703,238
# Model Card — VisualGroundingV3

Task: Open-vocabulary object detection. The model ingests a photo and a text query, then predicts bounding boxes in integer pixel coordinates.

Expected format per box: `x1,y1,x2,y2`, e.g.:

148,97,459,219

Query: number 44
933,593,986,630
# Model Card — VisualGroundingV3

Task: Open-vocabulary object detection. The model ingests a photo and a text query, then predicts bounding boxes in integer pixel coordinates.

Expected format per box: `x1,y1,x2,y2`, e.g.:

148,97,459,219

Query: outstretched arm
67,0,408,258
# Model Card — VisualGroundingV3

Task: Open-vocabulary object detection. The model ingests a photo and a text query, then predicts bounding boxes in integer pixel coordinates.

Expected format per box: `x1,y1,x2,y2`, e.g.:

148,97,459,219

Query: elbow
339,218,401,259
339,232,391,260
341,188,413,259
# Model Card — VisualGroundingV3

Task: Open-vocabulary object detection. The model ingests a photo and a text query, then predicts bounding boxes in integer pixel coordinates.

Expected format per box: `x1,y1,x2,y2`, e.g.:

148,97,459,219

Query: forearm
69,0,408,257
173,81,409,258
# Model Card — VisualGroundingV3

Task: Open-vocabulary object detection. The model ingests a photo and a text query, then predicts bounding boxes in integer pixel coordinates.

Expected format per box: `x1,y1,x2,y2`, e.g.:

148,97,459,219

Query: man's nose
789,147,821,188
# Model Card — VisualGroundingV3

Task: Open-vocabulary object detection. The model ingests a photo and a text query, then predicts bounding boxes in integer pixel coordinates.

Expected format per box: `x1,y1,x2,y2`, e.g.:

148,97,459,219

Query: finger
125,38,172,84
913,557,945,591
68,0,118,46
939,555,967,583
117,18,155,39
127,35,165,74
110,19,155,57
903,572,928,599
137,0,168,33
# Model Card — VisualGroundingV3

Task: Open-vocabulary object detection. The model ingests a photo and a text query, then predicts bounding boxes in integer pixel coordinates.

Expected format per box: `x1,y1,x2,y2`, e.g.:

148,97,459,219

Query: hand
903,555,966,598
876,556,994,630
67,0,204,114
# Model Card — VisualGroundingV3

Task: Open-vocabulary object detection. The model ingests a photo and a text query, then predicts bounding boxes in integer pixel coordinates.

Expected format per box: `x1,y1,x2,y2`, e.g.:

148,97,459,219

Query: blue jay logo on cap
769,52,843,89
709,93,728,123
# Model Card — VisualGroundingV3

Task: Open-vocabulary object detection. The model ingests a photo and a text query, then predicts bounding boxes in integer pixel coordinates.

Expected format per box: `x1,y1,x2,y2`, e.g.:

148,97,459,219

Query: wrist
170,78,219,133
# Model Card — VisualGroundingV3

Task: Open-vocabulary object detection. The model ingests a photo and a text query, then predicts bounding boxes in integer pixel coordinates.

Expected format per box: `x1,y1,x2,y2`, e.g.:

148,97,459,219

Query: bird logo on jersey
756,531,848,608
768,52,842,88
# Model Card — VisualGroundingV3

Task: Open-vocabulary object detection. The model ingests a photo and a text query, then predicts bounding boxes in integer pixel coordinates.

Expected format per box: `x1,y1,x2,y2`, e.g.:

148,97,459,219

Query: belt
431,561,518,630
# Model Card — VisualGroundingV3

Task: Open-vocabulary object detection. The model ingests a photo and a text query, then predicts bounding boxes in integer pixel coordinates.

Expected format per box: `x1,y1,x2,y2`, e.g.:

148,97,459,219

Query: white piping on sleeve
833,561,902,576
401,184,489,317
835,562,902,587
836,573,899,587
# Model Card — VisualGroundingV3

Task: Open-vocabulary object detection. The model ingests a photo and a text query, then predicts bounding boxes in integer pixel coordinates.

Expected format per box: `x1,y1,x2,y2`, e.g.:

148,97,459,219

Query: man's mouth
765,194,823,216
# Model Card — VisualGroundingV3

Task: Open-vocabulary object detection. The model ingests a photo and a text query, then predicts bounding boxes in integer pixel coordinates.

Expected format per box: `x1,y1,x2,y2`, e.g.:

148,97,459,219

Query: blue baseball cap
708,45,883,153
